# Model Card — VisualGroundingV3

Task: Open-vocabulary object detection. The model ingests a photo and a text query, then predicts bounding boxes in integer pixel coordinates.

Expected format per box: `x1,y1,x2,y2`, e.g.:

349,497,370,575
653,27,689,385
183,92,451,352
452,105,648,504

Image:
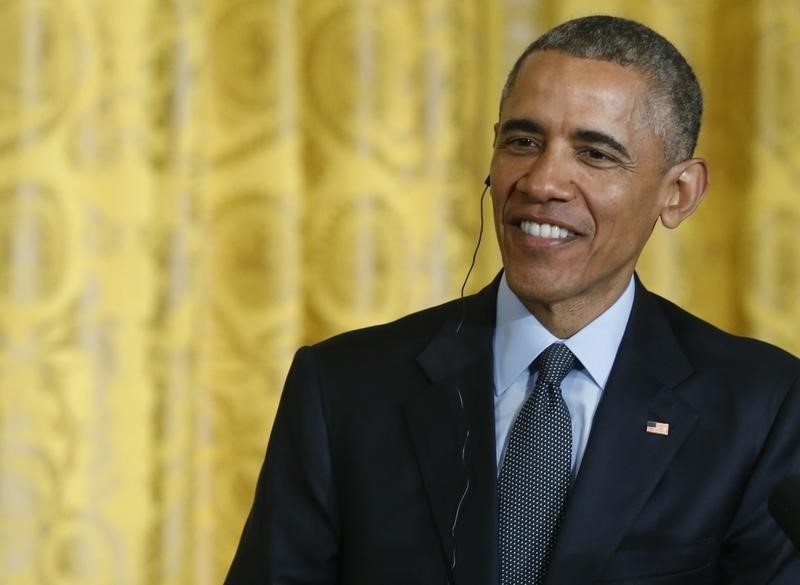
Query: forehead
501,51,652,133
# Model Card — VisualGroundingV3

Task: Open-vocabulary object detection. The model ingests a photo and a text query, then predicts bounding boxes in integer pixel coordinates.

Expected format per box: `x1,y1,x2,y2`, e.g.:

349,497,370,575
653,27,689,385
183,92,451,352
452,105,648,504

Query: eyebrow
498,118,632,161
573,129,631,160
499,118,544,136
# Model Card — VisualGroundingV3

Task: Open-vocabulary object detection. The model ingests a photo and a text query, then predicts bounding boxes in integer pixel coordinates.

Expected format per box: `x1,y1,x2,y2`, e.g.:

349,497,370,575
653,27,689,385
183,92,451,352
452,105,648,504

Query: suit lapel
403,277,499,585
402,276,701,584
546,281,699,584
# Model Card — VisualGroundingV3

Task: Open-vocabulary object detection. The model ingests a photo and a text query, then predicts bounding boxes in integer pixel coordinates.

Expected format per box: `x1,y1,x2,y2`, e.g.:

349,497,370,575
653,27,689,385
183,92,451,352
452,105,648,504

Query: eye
510,137,535,147
504,136,541,154
584,149,611,161
578,148,619,167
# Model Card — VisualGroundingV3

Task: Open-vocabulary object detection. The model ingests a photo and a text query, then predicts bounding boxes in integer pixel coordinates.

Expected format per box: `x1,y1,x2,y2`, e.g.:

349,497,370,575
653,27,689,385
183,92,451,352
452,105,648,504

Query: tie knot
533,343,575,387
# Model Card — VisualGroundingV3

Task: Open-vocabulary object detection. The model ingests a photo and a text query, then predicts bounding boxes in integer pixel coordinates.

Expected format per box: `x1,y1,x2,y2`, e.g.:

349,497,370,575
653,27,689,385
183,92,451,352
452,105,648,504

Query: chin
504,266,575,307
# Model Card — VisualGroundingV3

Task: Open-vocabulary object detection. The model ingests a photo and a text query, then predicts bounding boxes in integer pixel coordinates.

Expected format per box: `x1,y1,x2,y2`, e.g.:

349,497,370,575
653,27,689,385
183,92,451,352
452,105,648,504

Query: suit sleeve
720,369,800,584
225,346,339,585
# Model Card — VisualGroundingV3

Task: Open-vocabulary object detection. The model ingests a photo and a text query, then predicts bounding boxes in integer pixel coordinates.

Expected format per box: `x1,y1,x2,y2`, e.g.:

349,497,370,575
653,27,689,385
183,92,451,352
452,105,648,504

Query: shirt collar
493,273,635,396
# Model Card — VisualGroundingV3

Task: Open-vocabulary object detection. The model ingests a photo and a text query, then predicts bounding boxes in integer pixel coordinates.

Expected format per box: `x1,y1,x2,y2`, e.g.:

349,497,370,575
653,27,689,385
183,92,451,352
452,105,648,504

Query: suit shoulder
312,296,463,358
653,293,800,373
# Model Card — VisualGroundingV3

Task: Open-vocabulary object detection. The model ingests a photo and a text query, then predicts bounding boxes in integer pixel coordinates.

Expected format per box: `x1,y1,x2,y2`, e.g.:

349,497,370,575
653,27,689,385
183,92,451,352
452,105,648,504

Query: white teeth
519,220,574,239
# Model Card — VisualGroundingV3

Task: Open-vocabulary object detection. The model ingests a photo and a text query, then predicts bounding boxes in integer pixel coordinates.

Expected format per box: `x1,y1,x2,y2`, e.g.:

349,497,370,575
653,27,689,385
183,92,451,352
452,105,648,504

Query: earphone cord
455,182,489,335
447,386,471,585
449,178,489,583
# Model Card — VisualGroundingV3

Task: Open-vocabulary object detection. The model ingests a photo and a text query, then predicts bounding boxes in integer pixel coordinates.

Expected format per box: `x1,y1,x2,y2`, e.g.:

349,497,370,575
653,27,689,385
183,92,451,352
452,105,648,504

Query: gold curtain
0,0,797,583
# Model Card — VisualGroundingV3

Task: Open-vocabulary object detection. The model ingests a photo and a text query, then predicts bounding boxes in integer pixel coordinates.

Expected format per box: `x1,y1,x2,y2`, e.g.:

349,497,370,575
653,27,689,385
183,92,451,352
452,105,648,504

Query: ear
659,158,709,229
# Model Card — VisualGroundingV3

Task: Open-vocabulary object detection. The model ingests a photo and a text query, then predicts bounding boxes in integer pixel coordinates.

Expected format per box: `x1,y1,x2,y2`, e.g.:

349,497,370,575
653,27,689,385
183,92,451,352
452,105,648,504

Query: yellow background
0,0,798,583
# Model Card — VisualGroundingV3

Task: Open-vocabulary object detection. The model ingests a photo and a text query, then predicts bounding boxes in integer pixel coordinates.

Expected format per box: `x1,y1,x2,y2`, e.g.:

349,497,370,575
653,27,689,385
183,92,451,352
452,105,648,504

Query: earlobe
659,158,709,229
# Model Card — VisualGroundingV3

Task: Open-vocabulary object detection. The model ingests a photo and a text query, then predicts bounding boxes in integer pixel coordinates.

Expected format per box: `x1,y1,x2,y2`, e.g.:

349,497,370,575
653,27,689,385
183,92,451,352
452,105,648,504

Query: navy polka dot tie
498,343,575,584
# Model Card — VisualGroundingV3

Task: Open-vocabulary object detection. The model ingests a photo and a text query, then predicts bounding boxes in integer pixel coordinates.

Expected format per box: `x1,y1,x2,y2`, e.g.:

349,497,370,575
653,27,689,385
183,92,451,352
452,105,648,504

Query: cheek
490,191,507,218
489,152,524,186
589,190,660,250
582,190,633,241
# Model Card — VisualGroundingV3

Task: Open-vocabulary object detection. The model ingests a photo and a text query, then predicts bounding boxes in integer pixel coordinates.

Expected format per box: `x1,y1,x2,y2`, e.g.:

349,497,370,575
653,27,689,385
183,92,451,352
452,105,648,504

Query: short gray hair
502,15,703,165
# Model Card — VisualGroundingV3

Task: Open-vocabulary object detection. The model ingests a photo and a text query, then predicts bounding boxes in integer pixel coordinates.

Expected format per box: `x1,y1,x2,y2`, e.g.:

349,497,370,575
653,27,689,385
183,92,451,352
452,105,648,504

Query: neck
520,279,633,339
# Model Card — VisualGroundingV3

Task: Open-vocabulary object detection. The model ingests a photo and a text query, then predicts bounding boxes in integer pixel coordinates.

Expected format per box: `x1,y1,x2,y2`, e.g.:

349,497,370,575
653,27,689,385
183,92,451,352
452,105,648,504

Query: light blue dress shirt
493,273,635,477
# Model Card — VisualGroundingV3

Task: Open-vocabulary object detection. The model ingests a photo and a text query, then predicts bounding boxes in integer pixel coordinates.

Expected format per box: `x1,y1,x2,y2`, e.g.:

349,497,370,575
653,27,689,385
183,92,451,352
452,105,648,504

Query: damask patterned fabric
0,1,797,583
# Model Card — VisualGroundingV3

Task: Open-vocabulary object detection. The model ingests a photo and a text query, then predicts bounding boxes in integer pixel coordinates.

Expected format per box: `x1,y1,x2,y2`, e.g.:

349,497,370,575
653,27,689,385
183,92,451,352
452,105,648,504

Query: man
226,16,800,584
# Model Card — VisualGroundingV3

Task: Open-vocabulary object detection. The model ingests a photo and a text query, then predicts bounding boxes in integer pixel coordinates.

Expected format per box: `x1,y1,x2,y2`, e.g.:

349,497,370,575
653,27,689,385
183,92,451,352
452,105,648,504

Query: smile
519,220,574,239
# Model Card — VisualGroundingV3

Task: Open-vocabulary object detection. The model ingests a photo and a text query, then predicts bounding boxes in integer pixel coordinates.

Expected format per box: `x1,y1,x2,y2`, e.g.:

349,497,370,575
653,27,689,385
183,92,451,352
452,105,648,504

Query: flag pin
646,421,670,436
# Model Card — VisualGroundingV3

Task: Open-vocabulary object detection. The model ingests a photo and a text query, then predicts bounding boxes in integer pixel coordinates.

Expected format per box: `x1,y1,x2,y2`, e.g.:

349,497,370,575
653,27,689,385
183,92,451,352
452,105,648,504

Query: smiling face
490,50,690,335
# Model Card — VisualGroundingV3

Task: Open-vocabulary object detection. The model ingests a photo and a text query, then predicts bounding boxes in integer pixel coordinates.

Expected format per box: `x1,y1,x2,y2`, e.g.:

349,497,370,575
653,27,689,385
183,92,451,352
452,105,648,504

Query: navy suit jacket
226,275,800,584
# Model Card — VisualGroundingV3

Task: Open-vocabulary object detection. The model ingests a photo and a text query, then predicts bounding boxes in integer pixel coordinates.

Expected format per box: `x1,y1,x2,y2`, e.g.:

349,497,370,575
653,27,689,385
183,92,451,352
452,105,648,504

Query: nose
515,146,575,203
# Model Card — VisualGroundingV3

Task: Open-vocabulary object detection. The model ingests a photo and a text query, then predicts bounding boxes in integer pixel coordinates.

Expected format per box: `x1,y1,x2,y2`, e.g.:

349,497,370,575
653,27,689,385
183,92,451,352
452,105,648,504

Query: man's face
490,50,676,321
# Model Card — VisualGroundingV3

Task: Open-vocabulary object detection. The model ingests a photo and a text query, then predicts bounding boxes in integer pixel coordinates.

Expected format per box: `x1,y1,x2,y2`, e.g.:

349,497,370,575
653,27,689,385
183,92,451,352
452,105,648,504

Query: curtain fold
0,1,797,583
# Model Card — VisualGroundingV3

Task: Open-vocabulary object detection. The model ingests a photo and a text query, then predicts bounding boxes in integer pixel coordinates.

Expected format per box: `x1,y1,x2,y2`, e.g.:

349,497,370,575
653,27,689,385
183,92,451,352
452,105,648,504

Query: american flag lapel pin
646,420,670,436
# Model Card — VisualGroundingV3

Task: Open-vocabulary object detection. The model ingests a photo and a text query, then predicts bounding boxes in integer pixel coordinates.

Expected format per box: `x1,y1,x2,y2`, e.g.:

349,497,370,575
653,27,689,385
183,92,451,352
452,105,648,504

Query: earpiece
484,175,491,187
